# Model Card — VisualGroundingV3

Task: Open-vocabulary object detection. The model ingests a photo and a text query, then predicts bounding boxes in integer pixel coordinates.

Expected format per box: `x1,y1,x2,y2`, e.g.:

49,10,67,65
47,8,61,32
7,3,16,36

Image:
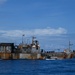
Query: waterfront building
0,43,14,59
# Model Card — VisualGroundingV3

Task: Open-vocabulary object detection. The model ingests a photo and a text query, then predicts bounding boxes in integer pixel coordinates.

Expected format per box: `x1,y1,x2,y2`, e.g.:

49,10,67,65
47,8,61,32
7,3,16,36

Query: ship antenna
69,40,73,50
22,34,25,44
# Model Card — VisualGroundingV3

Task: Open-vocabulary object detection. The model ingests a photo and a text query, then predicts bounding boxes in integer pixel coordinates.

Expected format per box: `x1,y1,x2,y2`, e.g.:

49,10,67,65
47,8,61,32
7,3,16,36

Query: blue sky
0,0,75,51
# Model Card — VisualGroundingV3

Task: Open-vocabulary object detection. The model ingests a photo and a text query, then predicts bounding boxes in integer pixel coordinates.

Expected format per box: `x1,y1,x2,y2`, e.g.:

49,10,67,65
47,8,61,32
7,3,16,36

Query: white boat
46,56,63,60
46,58,56,60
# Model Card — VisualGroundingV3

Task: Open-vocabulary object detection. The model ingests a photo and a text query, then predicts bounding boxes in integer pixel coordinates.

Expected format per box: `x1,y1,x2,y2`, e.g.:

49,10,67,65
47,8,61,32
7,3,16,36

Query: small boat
45,57,57,60
46,56,63,60
46,58,56,60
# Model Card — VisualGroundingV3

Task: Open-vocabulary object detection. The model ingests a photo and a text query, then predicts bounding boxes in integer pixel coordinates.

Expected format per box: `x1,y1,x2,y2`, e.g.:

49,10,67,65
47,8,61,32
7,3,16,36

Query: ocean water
0,59,75,75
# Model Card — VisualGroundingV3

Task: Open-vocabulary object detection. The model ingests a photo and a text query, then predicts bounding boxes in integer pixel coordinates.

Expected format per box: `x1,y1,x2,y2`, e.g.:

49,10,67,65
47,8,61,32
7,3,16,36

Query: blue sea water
0,59,75,75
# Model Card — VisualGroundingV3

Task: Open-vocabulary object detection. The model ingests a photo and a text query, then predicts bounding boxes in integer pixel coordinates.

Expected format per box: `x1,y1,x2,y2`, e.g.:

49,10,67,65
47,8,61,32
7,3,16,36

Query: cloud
0,0,7,4
34,27,67,35
0,27,67,38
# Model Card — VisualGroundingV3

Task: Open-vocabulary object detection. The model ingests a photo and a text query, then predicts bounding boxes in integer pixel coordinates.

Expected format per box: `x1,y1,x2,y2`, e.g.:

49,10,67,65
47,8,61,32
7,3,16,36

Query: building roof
0,43,14,46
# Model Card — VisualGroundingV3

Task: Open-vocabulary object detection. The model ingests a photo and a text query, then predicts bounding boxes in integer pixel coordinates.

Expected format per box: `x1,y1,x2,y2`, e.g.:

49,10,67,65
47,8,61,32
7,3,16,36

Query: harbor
0,0,75,75
0,36,75,60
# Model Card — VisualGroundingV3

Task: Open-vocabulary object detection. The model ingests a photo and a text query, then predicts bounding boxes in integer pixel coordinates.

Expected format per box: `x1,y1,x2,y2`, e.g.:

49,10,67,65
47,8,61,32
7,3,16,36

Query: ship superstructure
0,37,41,59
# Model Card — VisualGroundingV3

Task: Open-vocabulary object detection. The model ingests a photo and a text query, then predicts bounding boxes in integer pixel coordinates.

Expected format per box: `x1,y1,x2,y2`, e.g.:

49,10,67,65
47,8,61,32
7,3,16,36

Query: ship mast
69,40,73,51
32,36,36,45
22,34,25,44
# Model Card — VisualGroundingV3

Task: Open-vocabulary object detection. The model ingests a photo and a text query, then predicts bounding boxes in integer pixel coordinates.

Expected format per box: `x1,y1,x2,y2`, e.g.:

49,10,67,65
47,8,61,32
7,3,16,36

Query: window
6,46,11,52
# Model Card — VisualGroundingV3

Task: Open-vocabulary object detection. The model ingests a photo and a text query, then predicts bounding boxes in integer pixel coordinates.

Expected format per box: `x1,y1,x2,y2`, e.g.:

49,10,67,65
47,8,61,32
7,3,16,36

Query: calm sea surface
0,58,75,75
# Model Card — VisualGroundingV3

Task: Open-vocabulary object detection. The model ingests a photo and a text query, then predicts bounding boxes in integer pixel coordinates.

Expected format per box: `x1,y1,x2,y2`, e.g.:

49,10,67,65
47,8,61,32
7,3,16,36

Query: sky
0,0,75,51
